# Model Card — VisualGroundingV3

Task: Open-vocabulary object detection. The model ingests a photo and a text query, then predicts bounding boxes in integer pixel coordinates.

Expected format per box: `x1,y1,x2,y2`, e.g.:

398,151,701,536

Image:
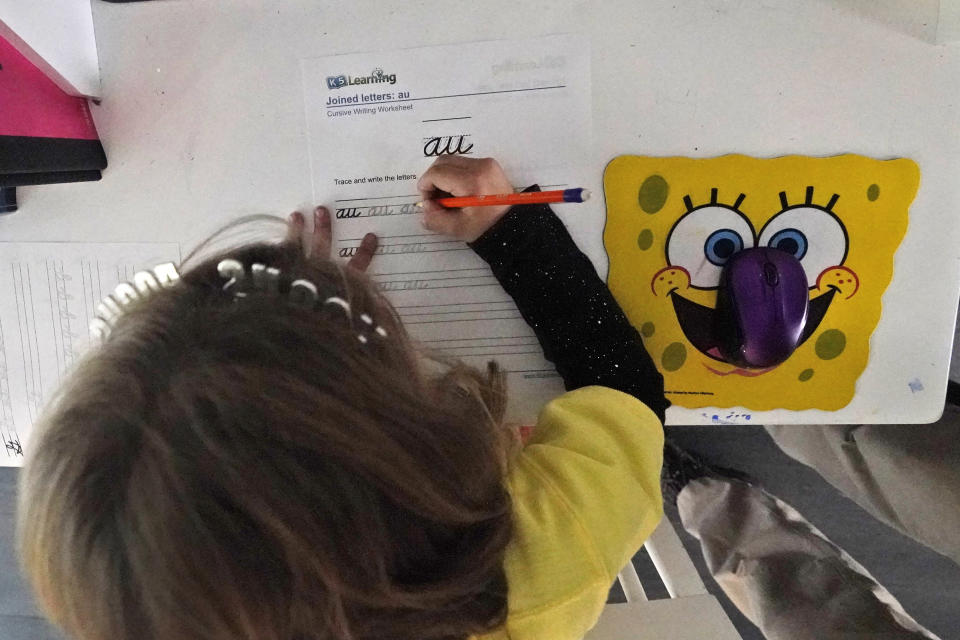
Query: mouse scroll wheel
763,262,779,286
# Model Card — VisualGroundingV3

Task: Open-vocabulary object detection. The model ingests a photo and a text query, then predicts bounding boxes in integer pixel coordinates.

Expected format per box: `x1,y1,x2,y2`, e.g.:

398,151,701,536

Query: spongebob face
603,154,919,411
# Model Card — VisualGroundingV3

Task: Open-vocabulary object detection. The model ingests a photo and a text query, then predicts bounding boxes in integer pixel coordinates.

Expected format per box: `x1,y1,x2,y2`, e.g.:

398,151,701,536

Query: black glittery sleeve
468,192,669,423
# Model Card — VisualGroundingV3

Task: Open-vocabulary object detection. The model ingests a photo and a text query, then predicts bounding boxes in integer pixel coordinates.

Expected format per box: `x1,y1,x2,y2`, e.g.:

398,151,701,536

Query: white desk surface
3,0,958,425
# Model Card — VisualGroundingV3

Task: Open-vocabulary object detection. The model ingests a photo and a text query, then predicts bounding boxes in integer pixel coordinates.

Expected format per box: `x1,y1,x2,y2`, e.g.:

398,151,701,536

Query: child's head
18,218,513,640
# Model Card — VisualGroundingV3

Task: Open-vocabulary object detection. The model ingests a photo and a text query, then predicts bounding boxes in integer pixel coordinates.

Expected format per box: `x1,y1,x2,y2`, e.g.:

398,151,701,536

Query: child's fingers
417,160,473,198
286,211,305,244
416,157,453,192
347,233,378,272
311,206,333,259
421,201,461,236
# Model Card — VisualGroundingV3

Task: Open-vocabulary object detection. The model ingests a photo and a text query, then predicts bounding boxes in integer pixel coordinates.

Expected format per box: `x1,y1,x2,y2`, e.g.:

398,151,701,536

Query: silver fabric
678,478,940,640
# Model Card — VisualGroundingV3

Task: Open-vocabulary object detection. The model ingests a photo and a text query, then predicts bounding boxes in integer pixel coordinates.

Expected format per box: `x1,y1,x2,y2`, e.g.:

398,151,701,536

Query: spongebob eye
759,206,848,284
767,228,808,260
666,203,755,289
704,229,745,265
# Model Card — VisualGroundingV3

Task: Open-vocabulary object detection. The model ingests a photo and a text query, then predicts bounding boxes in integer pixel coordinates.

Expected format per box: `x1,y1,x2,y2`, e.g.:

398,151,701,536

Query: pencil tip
415,201,424,208
581,189,591,202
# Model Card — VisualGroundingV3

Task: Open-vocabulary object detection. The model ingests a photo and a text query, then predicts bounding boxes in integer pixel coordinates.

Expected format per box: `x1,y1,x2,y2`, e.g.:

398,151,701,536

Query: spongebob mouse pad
603,154,920,411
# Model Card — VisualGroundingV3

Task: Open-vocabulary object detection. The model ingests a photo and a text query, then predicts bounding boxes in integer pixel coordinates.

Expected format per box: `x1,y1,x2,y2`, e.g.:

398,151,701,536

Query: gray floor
0,468,61,640
3,425,960,640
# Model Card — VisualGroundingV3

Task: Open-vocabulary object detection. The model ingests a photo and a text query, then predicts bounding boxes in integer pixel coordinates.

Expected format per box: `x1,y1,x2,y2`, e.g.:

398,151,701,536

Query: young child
18,155,669,640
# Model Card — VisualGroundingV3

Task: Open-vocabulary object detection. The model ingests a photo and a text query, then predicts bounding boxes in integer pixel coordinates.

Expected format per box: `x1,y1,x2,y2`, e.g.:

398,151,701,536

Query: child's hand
417,156,514,242
287,206,378,271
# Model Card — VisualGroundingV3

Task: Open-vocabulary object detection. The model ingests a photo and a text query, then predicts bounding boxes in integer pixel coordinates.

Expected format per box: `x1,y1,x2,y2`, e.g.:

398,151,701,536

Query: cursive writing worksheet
0,242,180,466
301,35,591,422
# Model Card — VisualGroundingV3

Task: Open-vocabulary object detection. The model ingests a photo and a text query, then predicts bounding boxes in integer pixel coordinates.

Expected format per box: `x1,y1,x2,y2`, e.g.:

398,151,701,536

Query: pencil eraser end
563,188,590,202
563,187,590,203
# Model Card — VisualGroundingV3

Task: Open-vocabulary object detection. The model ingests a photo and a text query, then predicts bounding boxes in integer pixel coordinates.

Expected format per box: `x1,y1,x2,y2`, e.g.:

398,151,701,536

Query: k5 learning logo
326,68,397,90
326,75,347,89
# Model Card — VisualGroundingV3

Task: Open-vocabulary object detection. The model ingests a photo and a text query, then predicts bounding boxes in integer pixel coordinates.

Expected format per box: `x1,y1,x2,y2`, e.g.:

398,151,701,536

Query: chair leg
643,518,707,598
616,561,648,602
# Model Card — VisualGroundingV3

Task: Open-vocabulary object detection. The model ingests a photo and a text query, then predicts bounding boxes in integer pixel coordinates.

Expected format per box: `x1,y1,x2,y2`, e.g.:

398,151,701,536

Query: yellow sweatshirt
477,386,665,640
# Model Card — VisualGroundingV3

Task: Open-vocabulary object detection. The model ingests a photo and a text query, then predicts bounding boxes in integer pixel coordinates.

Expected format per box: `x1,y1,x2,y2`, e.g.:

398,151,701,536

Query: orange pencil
416,188,590,209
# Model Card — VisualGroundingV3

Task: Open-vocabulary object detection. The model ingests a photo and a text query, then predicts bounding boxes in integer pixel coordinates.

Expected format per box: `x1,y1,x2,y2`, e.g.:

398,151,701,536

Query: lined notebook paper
0,242,180,466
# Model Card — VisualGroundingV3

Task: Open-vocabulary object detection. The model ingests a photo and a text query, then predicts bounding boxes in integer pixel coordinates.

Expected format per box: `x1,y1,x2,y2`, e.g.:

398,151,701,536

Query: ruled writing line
405,314,522,325
422,116,472,122
326,85,565,110
384,282,504,292
420,335,536,343
334,194,420,203
371,267,489,277
394,299,513,310
399,305,510,317
383,274,497,285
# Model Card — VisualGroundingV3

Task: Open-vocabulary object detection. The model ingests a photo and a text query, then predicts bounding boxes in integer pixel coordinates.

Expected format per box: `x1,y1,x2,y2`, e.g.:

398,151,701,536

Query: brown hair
18,217,514,640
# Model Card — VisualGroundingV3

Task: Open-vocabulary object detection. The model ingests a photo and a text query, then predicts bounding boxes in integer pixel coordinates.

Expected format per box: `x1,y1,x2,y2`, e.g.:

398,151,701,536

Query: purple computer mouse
715,247,809,369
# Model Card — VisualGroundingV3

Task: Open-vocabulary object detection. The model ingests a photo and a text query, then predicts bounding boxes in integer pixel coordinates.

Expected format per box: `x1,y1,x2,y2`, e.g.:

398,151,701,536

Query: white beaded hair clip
90,262,181,340
216,259,388,344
